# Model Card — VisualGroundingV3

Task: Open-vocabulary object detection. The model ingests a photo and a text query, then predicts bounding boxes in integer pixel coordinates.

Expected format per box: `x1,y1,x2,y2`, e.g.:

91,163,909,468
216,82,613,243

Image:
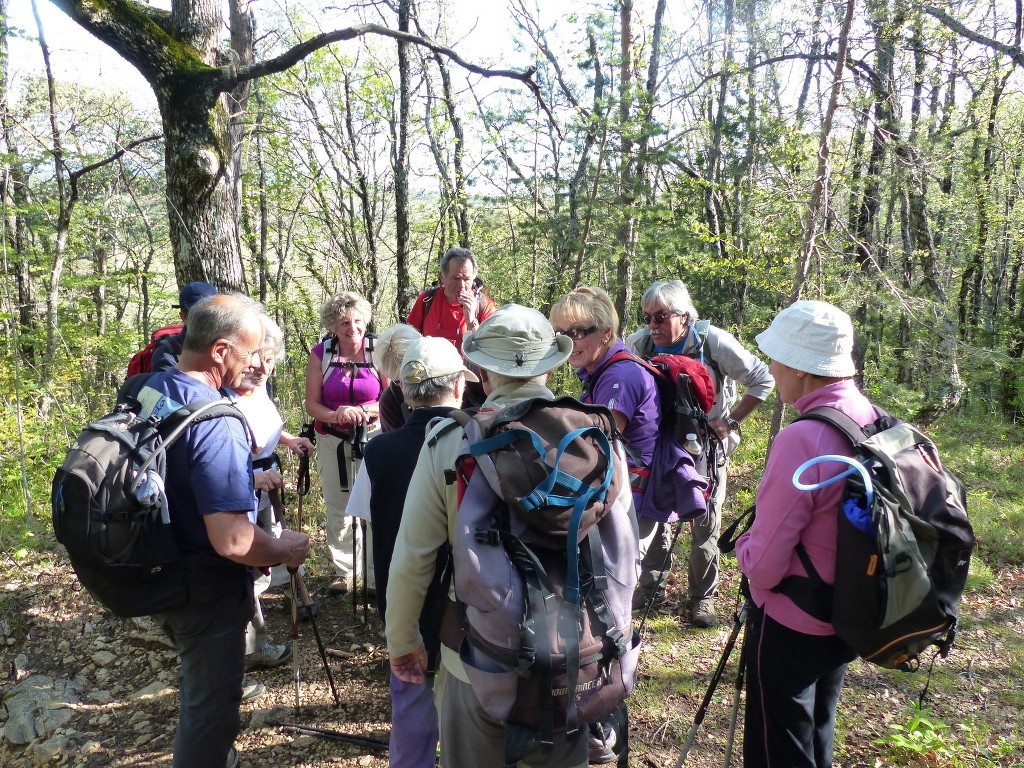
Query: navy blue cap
173,281,218,309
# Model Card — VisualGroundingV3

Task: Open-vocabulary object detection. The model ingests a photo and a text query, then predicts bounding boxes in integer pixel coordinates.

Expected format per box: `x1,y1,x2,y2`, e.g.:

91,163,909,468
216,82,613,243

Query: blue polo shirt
134,369,256,555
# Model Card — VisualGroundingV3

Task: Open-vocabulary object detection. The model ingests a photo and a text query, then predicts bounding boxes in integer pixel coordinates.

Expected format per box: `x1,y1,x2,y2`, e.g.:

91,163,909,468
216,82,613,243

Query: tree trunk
1,2,37,353
773,0,855,443
394,0,412,316
791,0,855,301
614,0,636,325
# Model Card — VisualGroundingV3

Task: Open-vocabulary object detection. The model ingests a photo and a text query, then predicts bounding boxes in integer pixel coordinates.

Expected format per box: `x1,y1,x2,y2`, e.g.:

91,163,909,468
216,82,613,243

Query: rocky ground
1,560,395,768
3,548,1022,767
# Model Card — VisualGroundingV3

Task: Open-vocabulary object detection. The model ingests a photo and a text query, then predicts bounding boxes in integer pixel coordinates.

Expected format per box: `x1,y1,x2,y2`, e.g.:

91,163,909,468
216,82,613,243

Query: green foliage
874,703,953,765
873,703,1024,768
926,410,1024,568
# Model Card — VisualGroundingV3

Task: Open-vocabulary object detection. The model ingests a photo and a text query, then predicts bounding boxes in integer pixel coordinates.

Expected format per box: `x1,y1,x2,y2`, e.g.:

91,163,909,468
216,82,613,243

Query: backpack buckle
475,528,500,546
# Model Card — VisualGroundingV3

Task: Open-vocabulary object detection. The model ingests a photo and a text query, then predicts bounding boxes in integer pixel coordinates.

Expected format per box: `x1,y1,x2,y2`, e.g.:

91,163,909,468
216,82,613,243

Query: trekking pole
674,598,749,767
348,422,370,620
267,720,389,751
293,443,341,708
361,517,369,624
722,616,749,767
349,432,359,616
294,569,342,707
289,567,300,712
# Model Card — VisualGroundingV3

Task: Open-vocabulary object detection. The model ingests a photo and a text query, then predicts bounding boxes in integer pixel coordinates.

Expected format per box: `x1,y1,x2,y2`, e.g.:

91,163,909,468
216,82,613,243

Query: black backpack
776,406,974,670
443,397,641,763
52,387,249,618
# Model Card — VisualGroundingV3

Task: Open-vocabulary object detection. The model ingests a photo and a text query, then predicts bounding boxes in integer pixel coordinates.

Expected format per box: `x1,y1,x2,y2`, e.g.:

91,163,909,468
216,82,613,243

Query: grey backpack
442,397,641,764
778,406,974,670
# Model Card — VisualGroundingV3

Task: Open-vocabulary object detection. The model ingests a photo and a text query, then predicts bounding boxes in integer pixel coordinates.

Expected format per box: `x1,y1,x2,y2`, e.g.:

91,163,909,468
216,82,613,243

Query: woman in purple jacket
736,300,875,768
549,286,661,765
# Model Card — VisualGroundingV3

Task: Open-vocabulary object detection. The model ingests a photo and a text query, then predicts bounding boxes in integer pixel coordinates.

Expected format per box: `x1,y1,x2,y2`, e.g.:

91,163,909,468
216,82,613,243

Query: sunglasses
642,311,681,325
556,325,599,341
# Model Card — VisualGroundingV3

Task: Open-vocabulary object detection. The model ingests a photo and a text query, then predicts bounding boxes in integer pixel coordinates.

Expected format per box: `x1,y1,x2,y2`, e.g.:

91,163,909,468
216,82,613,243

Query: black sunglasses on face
556,325,599,341
642,311,680,325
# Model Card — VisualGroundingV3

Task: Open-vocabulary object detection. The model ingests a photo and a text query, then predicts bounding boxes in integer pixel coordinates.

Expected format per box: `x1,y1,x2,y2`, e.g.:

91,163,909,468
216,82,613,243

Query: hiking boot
225,746,239,768
240,676,265,702
283,595,320,621
631,589,664,613
691,598,719,628
245,642,291,671
327,577,349,596
587,721,617,764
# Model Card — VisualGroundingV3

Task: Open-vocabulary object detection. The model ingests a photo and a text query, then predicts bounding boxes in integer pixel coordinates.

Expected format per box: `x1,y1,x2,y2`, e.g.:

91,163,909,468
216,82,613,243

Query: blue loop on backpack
558,428,613,604
472,423,614,605
792,454,875,514
470,427,538,457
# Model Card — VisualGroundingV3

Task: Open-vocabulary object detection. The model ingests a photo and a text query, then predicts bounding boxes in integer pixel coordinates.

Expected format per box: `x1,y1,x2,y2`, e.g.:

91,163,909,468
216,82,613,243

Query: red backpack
126,324,182,377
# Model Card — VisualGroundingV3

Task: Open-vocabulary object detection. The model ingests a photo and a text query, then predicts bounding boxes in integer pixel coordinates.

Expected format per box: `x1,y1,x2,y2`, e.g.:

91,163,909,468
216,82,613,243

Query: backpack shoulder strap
585,350,660,397
772,404,881,622
416,285,443,330
320,336,338,380
117,373,154,407
362,334,383,396
131,400,253,486
158,399,254,449
686,320,725,381
795,405,873,446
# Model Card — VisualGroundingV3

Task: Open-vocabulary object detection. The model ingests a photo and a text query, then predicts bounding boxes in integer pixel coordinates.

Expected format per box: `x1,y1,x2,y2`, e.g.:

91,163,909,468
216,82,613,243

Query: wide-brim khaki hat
755,299,856,377
401,336,479,384
462,303,572,378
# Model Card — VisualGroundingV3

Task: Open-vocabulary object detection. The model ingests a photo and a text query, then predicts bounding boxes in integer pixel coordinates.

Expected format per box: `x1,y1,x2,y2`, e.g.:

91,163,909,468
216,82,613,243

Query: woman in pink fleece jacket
736,301,876,768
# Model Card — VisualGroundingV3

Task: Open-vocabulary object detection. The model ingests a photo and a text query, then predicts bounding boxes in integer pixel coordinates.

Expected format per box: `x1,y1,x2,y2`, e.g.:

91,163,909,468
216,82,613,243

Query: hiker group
52,246,974,768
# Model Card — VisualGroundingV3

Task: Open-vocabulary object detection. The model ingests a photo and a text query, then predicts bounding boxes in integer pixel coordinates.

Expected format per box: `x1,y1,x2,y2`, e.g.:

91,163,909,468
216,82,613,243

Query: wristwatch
726,417,740,432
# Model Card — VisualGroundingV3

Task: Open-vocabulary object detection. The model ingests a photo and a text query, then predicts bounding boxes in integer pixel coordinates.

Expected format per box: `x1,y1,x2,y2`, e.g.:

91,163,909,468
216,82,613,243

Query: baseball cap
173,281,218,309
401,337,479,384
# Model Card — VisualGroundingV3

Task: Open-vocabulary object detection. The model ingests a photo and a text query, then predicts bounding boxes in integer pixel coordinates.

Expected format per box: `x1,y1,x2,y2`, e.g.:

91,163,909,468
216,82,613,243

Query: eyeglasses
642,311,681,325
225,341,263,362
555,326,599,341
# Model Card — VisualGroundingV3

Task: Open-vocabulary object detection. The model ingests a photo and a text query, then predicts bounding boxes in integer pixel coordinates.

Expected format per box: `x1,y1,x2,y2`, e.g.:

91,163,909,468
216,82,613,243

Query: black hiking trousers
743,602,854,768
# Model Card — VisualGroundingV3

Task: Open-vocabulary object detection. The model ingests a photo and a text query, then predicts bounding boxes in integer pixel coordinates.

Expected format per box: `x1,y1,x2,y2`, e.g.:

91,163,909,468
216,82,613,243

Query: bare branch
923,5,1024,66
509,0,584,114
69,134,163,183
228,23,536,90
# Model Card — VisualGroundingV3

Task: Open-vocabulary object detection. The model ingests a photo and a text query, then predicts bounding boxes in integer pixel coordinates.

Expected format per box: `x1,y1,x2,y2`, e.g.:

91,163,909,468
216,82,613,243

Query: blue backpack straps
472,424,614,604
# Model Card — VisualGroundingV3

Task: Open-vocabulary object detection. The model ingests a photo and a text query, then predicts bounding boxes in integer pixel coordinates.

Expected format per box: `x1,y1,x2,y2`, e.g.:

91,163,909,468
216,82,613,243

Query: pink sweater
735,379,876,635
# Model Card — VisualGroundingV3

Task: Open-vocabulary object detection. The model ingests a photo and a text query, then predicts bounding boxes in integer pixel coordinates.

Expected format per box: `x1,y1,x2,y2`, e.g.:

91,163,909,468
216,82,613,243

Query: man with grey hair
406,246,497,361
128,293,310,768
626,279,774,627
358,336,477,767
387,304,619,768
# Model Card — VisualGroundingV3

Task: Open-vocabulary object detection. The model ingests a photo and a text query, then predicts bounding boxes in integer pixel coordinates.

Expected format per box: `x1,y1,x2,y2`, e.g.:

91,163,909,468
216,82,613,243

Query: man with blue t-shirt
130,293,310,768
